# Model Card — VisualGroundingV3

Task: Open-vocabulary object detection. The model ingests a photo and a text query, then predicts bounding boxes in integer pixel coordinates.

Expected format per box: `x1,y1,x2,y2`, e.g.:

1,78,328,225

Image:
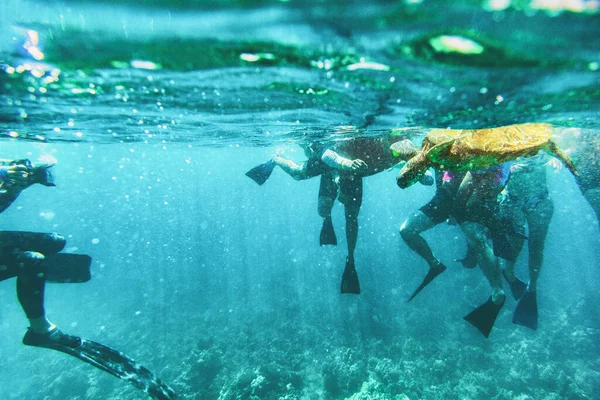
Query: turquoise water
1,1,599,399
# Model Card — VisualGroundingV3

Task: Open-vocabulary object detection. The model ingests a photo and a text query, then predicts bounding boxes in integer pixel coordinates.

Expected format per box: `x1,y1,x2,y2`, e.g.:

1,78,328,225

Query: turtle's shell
425,123,552,167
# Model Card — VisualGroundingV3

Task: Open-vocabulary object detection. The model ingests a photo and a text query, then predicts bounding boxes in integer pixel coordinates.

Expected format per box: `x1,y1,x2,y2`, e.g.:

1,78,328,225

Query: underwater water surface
1,0,599,399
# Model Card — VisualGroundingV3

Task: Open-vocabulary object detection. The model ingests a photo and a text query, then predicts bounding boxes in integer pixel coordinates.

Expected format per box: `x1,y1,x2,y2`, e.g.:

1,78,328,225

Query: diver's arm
321,149,367,171
452,172,475,217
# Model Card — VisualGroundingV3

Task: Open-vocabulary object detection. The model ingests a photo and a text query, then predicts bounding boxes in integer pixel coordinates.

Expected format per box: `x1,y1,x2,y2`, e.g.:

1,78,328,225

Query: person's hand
497,188,509,204
348,159,368,171
510,163,529,173
545,157,563,172
0,164,30,190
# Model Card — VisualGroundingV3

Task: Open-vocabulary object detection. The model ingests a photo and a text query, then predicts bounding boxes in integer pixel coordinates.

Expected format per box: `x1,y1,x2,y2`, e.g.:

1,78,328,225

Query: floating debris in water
429,35,484,55
130,60,162,70
484,0,600,14
346,59,390,71
240,52,276,63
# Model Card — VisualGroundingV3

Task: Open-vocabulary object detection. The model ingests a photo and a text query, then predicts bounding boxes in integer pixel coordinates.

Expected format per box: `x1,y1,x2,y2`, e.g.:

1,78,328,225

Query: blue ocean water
1,1,599,399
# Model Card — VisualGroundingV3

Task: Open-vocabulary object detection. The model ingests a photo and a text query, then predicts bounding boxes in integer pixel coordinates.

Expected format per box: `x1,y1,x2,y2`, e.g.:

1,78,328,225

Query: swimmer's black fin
245,160,275,186
44,254,92,283
408,264,446,302
320,216,337,246
463,296,505,338
513,290,538,330
502,269,527,300
25,336,177,400
340,257,360,294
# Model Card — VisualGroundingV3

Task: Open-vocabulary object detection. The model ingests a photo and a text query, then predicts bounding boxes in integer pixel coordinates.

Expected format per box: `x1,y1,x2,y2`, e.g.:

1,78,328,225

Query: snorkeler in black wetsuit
246,128,433,294
399,169,467,301
0,158,81,347
499,155,557,330
0,157,176,400
400,162,513,338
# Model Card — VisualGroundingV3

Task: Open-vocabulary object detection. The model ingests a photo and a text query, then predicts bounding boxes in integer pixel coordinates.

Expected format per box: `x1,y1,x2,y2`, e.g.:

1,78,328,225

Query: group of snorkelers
0,123,594,398
246,124,595,338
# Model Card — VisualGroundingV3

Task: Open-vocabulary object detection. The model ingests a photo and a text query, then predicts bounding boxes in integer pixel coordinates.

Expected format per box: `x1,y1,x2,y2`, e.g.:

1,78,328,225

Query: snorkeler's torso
335,138,397,176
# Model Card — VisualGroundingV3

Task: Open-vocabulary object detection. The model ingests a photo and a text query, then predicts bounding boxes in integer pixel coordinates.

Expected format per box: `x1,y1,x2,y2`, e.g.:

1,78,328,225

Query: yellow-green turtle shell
424,122,553,170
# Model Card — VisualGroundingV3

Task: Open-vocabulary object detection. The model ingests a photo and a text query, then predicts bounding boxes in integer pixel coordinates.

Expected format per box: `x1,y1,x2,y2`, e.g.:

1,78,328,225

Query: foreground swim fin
340,257,360,294
319,216,337,246
25,336,177,400
44,254,92,283
502,269,527,300
513,290,538,330
408,264,446,302
463,296,505,338
245,160,275,186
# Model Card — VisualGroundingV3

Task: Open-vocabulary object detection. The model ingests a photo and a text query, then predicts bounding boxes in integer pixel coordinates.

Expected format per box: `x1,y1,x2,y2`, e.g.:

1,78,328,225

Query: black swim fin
320,216,337,246
44,254,92,283
513,290,538,330
340,257,360,294
463,296,505,338
245,160,275,186
408,264,446,302
502,269,527,300
26,337,177,400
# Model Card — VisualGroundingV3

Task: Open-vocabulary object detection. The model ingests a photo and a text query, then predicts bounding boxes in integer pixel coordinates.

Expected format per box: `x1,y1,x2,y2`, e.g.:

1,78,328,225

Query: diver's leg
500,205,526,282
461,223,506,338
338,175,362,294
272,156,307,181
511,198,551,331
318,172,338,245
400,209,447,302
526,196,553,291
0,232,66,331
399,211,439,269
7,251,54,333
340,175,362,261
461,222,505,304
12,251,81,346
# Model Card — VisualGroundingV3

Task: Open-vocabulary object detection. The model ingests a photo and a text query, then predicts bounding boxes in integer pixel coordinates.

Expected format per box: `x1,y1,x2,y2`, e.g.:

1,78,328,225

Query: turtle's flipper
502,269,527,300
546,140,578,176
463,296,505,338
513,290,538,330
426,139,456,165
408,264,446,302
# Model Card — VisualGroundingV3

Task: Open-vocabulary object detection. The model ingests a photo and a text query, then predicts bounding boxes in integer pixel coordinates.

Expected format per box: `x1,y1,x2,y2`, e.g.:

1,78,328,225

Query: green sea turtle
395,122,578,188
